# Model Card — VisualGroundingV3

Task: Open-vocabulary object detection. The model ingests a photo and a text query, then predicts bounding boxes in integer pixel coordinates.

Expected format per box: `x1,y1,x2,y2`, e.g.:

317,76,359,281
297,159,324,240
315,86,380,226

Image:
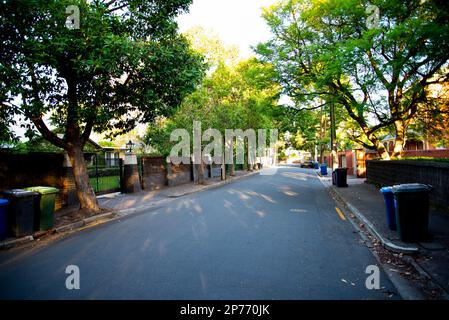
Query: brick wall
326,150,356,175
339,150,355,175
0,152,77,210
167,162,192,187
366,160,449,210
140,157,227,189
140,156,167,190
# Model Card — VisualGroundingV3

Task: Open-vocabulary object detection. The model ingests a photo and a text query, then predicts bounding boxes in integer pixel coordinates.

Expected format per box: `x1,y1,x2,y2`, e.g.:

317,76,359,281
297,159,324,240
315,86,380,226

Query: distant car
300,152,313,168
300,160,314,168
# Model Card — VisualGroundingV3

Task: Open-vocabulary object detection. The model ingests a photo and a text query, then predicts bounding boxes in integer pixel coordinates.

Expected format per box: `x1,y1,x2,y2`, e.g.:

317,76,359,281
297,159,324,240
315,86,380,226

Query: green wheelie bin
24,186,59,231
391,183,433,242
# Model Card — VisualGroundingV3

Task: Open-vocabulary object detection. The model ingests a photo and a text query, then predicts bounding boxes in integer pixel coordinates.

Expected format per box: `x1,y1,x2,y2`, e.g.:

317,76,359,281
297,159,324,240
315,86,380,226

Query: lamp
126,140,134,153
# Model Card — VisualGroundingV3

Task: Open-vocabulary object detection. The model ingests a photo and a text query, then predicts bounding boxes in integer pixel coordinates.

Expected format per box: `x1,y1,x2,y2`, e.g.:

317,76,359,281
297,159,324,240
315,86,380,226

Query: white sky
177,0,275,58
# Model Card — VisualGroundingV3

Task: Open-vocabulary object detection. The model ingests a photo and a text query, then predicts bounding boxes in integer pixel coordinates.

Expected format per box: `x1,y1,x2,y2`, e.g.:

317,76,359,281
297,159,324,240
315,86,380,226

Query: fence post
94,153,99,193
123,153,142,193
119,158,124,193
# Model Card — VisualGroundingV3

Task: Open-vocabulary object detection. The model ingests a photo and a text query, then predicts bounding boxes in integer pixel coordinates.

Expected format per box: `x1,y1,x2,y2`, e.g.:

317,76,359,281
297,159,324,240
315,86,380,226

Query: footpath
318,169,449,299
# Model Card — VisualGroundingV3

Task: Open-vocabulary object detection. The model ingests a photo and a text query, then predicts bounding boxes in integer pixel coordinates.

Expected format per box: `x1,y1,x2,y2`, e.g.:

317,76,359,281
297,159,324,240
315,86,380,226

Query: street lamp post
126,140,134,153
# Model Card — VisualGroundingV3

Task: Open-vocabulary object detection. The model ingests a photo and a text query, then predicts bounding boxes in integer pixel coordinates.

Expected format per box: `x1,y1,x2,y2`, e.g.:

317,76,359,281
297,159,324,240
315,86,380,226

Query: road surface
0,166,398,299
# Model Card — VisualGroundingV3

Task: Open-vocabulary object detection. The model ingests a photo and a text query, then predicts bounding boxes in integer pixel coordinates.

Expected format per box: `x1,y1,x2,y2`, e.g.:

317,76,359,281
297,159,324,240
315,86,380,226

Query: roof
86,139,103,150
102,146,127,151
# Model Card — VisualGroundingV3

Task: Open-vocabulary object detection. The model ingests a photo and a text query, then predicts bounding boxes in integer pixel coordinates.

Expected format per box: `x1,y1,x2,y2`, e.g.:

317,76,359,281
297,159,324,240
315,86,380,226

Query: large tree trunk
331,150,339,169
229,164,235,176
246,140,254,171
319,109,327,163
229,139,235,176
392,120,406,159
67,144,100,211
374,140,390,160
197,161,205,185
362,130,390,160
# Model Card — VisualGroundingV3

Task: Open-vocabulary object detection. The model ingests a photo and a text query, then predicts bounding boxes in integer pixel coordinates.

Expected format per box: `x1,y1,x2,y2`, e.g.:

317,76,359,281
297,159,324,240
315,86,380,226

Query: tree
1,0,205,211
414,79,449,148
257,0,449,159
145,28,280,180
145,58,280,178
184,26,240,68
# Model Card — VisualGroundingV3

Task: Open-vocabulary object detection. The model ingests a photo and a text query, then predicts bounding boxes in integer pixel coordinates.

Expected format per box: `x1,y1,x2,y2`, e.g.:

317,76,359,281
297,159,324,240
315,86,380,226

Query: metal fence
88,154,123,195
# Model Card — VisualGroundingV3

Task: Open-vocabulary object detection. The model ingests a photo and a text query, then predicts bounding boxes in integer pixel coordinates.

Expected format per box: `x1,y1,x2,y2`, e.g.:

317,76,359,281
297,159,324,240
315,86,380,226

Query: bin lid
0,198,8,206
391,183,433,194
379,186,393,193
24,186,59,194
0,189,39,198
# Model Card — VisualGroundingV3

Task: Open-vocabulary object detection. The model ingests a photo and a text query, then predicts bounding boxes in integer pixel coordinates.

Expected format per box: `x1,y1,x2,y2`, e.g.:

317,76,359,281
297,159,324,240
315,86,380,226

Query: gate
88,154,123,195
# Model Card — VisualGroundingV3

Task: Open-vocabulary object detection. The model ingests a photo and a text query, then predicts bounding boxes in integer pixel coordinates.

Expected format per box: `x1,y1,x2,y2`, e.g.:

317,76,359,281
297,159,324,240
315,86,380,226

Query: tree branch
351,136,376,150
80,118,95,146
31,117,68,150
106,3,128,13
366,49,390,89
287,102,328,112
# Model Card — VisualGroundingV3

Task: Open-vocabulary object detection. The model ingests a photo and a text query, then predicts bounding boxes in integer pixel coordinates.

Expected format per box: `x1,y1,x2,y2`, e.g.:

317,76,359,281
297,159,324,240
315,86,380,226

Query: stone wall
167,162,192,187
140,156,167,190
366,160,449,210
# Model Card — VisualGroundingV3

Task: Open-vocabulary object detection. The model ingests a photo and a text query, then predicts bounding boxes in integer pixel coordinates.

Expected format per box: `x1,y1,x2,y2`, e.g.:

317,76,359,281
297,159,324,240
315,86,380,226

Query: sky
177,0,276,58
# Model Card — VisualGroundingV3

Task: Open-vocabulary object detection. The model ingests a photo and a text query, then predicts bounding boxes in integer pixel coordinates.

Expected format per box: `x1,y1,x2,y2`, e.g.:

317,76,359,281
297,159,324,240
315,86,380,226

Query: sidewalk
319,170,449,297
0,169,258,250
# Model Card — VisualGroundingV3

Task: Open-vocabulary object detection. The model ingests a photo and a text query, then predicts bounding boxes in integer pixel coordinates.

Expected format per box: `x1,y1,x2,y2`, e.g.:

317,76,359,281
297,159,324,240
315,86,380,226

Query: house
100,146,127,166
380,134,439,153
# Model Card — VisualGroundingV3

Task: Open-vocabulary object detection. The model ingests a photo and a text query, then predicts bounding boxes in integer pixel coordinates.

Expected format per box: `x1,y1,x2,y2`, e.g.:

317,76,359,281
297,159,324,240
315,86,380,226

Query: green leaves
257,0,449,154
144,56,281,156
1,0,205,143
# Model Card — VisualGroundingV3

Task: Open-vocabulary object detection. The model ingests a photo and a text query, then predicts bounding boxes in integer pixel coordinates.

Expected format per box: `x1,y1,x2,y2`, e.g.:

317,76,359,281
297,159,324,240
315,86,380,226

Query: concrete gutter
0,236,34,249
315,170,419,255
328,185,419,255
319,172,449,300
314,172,425,299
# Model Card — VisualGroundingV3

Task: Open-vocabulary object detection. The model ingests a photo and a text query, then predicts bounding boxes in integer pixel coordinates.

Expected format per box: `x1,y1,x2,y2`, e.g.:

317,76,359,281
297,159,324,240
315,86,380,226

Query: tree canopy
257,0,449,159
0,0,205,210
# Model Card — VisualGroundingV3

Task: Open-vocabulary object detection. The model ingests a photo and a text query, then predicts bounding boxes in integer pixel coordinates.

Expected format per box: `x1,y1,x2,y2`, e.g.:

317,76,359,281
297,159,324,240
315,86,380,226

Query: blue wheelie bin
380,186,396,230
0,199,9,240
320,164,328,175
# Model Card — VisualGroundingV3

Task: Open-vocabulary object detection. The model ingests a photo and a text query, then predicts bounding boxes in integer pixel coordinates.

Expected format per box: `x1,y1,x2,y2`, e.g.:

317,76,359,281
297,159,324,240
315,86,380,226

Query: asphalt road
0,166,399,299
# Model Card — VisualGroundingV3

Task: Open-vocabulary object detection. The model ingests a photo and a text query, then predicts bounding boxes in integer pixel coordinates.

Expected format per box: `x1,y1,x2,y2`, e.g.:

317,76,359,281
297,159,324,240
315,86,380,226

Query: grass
89,175,120,193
